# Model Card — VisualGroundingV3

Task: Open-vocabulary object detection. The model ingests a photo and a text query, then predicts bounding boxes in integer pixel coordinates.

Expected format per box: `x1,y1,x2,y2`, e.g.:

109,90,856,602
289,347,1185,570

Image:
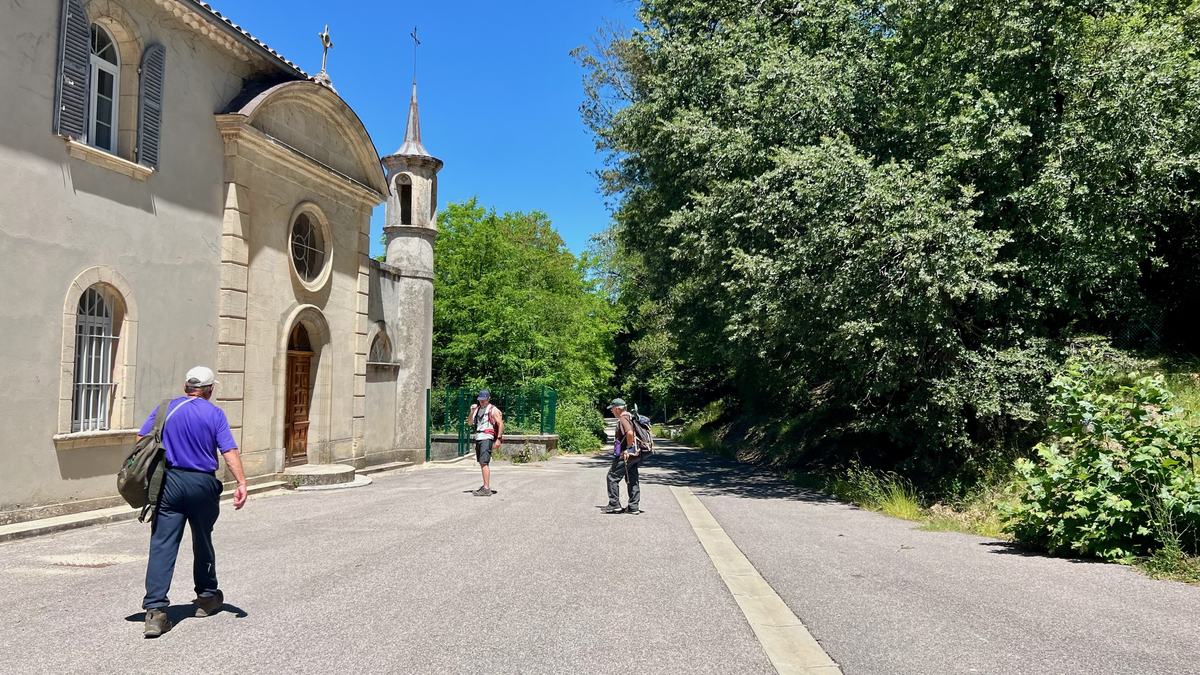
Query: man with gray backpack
603,398,653,515
134,366,247,638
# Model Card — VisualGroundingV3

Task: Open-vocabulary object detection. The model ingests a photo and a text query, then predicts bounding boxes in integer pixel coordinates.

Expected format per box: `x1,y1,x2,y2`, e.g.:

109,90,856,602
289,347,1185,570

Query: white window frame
88,23,120,154
72,286,119,432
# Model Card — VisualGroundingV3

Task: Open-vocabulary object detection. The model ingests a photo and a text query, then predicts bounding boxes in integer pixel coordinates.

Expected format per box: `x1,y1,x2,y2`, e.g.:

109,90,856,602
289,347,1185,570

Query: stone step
356,461,414,476
294,474,373,492
282,463,356,488
0,480,287,544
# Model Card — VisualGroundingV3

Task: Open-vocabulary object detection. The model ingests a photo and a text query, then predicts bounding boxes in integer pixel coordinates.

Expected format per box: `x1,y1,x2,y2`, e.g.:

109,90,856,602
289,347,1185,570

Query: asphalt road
1,442,1198,674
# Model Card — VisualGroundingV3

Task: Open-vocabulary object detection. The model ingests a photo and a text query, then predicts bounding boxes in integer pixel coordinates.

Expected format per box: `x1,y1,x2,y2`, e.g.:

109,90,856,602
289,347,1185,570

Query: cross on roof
411,26,420,83
318,24,333,74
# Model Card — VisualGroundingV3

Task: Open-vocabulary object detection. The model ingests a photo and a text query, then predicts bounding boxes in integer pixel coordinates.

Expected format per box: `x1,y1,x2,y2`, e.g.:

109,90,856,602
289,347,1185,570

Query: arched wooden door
284,323,314,466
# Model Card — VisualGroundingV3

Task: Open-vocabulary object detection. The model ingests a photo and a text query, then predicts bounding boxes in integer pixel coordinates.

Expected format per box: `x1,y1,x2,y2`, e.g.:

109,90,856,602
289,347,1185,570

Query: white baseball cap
185,366,219,387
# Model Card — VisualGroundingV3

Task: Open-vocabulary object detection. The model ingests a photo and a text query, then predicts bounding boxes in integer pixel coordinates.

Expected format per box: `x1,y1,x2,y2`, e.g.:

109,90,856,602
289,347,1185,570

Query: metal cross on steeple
318,24,334,75
410,26,420,84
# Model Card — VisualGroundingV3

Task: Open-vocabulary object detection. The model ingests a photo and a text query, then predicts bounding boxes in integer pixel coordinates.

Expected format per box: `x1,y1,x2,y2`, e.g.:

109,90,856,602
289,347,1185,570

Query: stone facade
0,0,435,514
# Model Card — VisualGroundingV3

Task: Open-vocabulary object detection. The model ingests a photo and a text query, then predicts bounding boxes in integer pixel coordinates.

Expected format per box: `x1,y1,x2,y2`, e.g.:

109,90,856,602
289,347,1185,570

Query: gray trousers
606,455,640,509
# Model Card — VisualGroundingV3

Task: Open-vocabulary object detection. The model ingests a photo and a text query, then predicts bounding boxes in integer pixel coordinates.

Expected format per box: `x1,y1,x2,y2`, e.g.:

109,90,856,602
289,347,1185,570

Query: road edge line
671,486,842,675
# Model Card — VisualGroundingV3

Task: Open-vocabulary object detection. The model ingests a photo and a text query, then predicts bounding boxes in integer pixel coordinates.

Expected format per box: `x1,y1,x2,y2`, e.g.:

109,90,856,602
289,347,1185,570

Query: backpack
117,398,190,522
624,408,655,458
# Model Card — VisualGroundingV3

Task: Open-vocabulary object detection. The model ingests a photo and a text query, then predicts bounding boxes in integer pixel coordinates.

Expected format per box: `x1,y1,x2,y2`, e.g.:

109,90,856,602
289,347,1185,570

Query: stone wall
0,0,257,510
429,434,560,463
0,0,398,512
364,260,433,466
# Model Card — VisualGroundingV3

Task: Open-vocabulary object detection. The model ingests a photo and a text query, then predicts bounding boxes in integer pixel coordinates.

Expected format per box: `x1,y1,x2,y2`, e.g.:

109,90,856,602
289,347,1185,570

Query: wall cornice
370,258,435,282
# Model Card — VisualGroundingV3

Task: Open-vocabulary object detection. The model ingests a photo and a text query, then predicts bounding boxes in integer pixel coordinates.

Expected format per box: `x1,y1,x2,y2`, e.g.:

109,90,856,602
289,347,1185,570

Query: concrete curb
0,481,287,545
356,460,415,476
429,453,473,465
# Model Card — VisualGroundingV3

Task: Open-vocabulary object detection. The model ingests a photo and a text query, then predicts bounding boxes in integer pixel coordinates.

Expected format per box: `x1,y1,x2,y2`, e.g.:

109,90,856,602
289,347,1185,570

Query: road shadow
125,602,248,627
978,540,1115,566
580,440,837,504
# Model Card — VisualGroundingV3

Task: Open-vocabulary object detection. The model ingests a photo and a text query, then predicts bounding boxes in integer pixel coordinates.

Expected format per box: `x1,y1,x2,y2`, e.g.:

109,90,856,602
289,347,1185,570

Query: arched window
89,23,120,153
289,323,313,352
368,331,392,365
72,286,120,431
397,174,413,225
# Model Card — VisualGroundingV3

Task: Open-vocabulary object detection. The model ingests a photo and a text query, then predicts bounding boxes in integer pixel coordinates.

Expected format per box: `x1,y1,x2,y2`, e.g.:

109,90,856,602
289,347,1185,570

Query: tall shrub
1006,357,1200,560
557,399,608,452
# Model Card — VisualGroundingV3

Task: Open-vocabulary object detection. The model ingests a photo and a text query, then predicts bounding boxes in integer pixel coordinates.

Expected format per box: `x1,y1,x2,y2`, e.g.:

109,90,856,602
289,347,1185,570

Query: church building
0,0,441,517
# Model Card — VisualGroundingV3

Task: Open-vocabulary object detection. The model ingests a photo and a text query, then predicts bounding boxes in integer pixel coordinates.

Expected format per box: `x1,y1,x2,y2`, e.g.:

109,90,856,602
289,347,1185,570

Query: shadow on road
977,540,1114,566
124,602,249,627
578,439,837,504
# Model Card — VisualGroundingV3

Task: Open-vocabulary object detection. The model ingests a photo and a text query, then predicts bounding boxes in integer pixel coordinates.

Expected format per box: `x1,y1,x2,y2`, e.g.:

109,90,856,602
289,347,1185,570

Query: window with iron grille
72,287,119,431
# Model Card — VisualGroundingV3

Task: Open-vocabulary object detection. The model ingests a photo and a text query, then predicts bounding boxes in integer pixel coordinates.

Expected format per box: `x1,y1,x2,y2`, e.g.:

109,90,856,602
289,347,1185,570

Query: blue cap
477,389,491,400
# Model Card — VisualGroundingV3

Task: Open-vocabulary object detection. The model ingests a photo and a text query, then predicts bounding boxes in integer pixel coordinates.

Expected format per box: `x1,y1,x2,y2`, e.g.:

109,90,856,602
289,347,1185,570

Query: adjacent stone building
0,0,441,516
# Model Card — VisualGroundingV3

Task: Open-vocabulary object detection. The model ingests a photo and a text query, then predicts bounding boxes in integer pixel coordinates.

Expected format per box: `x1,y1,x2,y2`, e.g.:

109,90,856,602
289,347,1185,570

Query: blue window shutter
53,0,90,139
136,44,166,169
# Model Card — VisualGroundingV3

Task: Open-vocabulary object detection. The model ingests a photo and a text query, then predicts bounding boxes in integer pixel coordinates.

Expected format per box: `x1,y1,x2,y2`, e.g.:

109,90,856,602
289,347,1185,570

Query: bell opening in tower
401,183,413,225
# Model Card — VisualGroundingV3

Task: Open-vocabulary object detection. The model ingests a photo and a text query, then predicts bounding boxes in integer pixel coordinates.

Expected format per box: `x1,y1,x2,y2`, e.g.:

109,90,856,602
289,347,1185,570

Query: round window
290,213,326,283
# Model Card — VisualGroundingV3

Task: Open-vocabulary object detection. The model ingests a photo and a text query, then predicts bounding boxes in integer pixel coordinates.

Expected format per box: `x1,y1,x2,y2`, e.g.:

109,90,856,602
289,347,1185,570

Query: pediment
223,80,387,195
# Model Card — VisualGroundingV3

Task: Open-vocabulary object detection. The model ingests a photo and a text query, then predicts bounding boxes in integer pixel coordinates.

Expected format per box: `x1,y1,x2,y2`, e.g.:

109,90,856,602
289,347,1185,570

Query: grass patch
677,400,728,454
651,423,683,440
678,427,724,454
827,463,924,521
1163,362,1200,425
921,502,1010,539
1138,545,1200,584
821,462,1014,536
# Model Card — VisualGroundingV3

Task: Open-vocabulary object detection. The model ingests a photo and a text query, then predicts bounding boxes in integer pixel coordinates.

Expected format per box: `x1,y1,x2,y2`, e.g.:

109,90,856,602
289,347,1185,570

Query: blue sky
206,0,638,257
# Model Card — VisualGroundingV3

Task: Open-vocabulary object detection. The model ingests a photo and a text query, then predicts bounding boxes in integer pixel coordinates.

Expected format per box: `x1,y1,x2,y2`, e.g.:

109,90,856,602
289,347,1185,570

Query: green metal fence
426,385,558,460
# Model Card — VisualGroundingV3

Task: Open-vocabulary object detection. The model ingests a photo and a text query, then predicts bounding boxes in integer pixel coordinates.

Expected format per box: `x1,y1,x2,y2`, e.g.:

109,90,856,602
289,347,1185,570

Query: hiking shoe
473,487,492,497
193,591,224,617
602,505,625,514
143,608,172,638
626,507,642,515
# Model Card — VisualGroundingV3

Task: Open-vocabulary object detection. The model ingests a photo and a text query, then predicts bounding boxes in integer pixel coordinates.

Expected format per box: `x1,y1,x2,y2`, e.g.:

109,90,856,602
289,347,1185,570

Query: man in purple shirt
138,366,247,638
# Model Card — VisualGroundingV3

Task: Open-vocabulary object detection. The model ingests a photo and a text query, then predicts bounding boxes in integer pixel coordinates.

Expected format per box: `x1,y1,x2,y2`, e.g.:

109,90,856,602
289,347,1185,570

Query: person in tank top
467,389,504,496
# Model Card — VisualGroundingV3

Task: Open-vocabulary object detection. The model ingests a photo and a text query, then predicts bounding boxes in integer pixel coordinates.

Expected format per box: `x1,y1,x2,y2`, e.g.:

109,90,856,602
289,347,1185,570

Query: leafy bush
1005,356,1200,560
556,398,607,452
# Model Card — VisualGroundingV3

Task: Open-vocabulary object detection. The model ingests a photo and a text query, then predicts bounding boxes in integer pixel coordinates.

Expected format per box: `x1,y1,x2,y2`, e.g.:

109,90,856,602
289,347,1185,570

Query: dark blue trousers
143,469,223,609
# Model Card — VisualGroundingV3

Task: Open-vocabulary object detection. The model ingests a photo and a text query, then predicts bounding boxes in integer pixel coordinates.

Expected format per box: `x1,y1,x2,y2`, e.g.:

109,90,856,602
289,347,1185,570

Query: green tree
432,199,619,402
579,1,1200,486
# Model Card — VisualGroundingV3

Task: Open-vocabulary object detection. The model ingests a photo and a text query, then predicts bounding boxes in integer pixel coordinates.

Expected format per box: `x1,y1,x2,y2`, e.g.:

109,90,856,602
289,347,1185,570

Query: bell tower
377,67,442,461
381,79,443,269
